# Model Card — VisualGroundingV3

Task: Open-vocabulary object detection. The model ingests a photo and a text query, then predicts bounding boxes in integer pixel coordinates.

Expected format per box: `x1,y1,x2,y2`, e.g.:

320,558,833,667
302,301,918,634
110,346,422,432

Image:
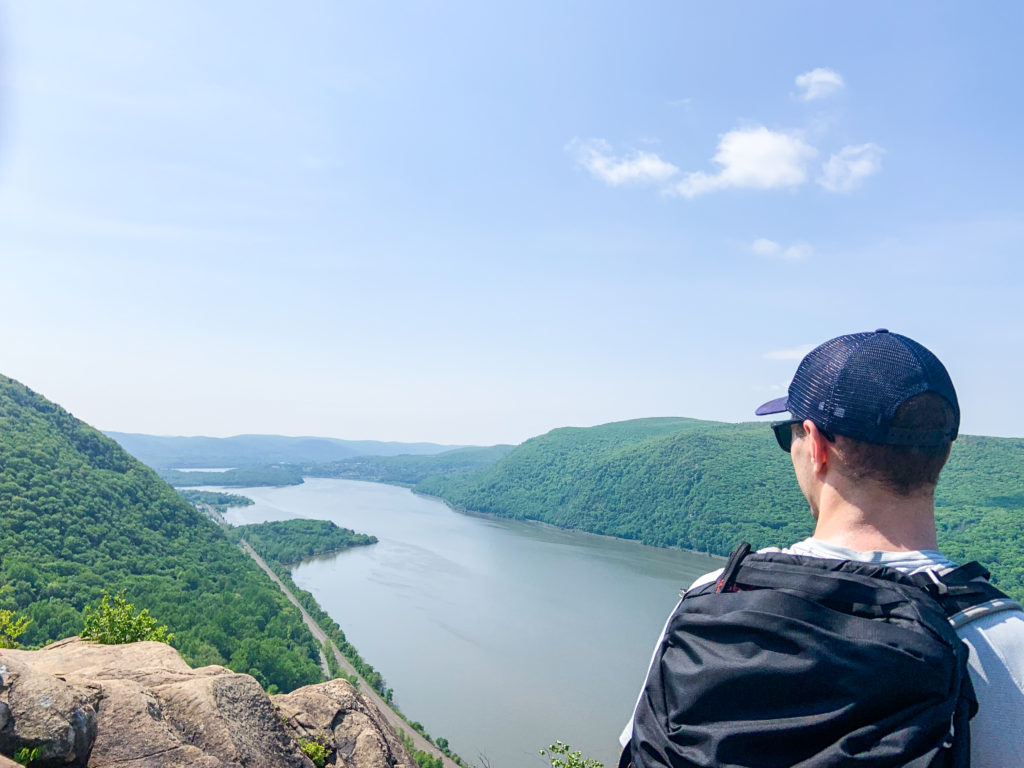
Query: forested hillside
160,464,305,487
415,418,1024,600
307,444,516,486
0,375,324,692
932,434,1024,596
157,446,515,489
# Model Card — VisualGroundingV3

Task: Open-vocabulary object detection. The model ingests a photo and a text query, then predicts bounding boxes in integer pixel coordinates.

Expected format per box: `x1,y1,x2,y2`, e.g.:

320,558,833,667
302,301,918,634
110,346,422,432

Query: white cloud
569,139,679,186
817,143,884,192
795,68,845,101
751,238,813,260
763,344,815,361
783,242,813,260
751,238,781,256
670,127,817,198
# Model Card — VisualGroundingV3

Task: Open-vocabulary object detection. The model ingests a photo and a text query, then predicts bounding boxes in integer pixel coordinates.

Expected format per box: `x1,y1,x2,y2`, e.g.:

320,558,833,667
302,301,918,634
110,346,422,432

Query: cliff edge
0,637,416,768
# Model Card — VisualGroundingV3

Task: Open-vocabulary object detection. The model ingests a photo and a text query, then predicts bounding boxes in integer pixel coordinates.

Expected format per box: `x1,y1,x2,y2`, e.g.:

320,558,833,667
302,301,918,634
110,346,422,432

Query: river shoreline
193,495,463,768
214,477,726,768
412,488,726,564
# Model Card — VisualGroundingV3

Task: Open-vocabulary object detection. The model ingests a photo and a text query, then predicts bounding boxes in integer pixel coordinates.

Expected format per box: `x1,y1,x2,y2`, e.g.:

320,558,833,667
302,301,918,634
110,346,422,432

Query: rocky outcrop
274,679,416,768
0,650,99,767
0,638,415,768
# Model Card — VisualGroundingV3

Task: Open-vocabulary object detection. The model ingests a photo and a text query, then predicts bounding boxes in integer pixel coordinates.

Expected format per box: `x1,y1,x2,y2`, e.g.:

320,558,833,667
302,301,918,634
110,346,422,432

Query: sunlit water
216,478,721,768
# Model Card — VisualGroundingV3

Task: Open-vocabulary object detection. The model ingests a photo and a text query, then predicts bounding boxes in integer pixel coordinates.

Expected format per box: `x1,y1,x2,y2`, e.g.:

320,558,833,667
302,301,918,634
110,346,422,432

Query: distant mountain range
104,431,465,469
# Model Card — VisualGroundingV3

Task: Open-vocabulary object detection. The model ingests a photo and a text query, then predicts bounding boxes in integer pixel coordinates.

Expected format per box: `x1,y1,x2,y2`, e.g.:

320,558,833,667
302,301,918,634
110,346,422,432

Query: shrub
81,590,172,644
539,741,603,768
299,736,330,767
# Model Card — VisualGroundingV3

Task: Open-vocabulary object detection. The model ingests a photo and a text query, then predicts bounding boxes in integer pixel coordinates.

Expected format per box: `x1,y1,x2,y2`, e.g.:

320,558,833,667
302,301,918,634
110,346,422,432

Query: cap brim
755,396,789,416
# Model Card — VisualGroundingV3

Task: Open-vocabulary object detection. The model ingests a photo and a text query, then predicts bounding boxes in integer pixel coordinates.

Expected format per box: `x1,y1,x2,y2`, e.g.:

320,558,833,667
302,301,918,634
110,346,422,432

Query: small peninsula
231,518,378,565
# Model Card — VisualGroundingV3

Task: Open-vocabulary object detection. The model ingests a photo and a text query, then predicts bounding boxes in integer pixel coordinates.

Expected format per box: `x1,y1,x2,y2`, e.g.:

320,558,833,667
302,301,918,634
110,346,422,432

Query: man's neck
810,481,939,552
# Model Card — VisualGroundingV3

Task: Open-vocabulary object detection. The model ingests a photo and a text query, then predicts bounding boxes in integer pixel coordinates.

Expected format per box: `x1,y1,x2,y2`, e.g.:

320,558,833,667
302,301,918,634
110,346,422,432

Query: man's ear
802,420,830,473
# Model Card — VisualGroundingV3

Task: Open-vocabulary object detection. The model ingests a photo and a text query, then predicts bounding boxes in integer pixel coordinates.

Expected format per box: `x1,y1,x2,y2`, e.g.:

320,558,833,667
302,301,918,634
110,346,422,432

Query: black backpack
622,542,1016,768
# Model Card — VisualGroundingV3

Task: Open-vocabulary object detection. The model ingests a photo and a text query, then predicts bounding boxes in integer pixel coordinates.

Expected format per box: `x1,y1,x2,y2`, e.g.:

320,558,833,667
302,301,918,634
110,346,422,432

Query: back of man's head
823,392,955,495
757,329,959,496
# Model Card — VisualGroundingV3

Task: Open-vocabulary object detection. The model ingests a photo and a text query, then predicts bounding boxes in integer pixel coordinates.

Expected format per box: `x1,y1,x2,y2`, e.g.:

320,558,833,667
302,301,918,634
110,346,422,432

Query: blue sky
0,2,1021,444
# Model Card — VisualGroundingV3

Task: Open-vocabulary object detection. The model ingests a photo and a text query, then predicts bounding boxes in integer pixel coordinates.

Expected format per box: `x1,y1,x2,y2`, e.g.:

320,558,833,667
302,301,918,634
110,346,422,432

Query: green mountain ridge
306,444,517,486
417,418,811,552
0,375,327,692
331,417,1024,601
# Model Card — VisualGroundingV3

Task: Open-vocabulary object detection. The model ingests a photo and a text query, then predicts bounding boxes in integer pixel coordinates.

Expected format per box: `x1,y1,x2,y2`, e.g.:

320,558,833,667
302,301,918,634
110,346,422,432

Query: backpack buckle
922,569,950,596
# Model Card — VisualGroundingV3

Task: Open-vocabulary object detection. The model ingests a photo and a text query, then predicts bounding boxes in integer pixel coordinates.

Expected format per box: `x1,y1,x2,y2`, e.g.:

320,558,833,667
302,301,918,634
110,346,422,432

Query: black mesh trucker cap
755,329,960,445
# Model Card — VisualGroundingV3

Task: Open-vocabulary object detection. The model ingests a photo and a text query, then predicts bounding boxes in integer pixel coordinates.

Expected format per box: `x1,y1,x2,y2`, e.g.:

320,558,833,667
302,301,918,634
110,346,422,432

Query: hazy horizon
100,415,1019,448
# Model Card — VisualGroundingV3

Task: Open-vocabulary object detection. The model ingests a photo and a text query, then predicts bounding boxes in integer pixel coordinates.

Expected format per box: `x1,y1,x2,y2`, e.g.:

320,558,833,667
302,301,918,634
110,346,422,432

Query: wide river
216,478,722,768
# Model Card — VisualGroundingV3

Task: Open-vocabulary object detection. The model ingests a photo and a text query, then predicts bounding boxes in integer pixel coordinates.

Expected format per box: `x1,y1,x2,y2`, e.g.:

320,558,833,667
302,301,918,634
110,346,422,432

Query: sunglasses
771,419,833,452
770,419,802,452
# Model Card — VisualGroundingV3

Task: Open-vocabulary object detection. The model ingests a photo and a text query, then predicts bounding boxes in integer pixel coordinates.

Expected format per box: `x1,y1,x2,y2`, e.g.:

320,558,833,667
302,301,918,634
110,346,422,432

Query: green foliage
0,374,323,691
178,489,254,512
322,638,359,686
306,444,516,486
81,590,171,644
398,730,445,768
416,418,1024,601
411,751,444,768
0,609,32,648
540,741,603,768
160,465,304,487
299,736,330,767
418,417,809,550
233,518,376,564
13,747,40,766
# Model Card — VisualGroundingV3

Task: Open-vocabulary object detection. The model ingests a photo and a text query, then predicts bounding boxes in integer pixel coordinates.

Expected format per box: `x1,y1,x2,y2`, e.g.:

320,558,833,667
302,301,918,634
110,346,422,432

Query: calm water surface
217,478,721,768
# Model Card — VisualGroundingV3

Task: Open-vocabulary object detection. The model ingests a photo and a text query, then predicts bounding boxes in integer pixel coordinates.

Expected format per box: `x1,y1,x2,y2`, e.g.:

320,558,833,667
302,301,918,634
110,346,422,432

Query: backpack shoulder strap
947,597,1023,630
912,562,1024,629
713,541,751,593
617,740,633,768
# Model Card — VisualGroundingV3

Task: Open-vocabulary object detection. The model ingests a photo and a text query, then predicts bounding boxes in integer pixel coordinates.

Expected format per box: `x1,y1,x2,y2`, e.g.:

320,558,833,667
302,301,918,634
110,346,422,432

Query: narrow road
239,539,458,768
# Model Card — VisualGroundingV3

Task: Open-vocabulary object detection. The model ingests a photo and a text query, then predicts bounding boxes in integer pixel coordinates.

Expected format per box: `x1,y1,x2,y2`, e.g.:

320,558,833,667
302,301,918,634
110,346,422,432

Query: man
620,329,1024,766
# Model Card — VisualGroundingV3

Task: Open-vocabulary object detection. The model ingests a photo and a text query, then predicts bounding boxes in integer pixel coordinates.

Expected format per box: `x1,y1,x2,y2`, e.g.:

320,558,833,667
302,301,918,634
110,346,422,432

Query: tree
81,590,172,644
0,609,32,649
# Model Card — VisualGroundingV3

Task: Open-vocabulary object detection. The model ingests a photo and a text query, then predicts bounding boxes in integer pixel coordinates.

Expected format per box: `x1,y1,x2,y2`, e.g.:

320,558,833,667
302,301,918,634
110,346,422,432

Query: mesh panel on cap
786,334,867,424
784,331,959,445
835,333,927,443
